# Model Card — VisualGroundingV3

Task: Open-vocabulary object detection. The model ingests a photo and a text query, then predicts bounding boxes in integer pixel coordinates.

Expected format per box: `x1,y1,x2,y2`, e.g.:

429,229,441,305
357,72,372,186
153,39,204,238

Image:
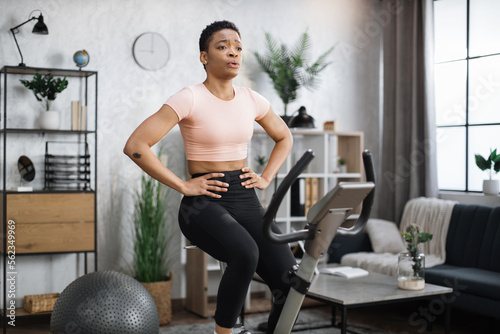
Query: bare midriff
187,158,247,176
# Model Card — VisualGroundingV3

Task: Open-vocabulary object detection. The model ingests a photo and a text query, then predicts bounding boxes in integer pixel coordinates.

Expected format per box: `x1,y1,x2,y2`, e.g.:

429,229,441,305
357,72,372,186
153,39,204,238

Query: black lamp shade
32,14,48,34
289,106,315,128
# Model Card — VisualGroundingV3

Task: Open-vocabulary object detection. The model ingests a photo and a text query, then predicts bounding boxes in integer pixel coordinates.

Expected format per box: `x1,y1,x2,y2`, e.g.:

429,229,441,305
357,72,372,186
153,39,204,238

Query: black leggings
178,170,296,332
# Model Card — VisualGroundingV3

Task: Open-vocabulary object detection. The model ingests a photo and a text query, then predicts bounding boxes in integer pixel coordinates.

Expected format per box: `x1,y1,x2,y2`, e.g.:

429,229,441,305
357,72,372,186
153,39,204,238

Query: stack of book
291,178,321,216
71,101,87,131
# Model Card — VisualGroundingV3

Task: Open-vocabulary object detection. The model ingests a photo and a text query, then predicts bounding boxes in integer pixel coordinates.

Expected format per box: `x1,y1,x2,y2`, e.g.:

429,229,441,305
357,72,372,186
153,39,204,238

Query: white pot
483,179,499,196
39,110,60,130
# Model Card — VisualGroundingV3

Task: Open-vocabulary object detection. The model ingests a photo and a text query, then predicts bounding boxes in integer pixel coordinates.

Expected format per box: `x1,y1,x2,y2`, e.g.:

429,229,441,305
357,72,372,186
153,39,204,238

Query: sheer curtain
378,0,438,222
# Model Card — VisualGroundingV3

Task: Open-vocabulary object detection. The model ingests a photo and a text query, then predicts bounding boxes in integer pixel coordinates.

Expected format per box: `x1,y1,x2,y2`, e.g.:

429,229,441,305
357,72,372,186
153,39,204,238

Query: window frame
435,0,500,192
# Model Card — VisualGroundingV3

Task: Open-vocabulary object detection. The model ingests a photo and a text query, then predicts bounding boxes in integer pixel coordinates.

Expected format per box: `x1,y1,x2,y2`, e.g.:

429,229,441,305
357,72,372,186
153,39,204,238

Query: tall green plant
254,31,334,116
133,174,171,283
19,73,68,111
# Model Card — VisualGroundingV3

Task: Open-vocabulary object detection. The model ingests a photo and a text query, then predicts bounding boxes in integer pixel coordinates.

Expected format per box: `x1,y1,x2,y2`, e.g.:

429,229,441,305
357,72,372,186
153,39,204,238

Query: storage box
24,293,60,313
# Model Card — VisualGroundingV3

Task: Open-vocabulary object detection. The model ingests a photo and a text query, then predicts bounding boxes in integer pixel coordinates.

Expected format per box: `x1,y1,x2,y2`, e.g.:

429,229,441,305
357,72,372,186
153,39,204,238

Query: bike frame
263,150,376,334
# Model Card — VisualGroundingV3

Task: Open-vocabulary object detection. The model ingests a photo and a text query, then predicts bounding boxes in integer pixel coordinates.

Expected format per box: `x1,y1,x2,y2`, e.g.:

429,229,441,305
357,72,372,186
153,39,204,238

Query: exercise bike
262,149,376,334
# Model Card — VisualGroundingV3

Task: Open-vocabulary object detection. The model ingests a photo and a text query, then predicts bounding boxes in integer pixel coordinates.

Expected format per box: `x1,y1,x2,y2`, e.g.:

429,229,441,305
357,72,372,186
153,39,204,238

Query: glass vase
397,252,425,290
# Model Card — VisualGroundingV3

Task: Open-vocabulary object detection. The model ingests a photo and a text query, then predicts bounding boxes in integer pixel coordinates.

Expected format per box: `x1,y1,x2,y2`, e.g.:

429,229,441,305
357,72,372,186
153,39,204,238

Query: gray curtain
378,0,438,223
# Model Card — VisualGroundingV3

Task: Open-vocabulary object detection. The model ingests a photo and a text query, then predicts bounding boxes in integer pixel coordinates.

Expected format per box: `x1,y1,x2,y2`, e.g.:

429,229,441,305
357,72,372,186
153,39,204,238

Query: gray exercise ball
50,270,159,334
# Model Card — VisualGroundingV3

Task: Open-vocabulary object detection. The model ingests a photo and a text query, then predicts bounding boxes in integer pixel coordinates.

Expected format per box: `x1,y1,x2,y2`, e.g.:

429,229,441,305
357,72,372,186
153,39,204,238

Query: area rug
159,308,389,334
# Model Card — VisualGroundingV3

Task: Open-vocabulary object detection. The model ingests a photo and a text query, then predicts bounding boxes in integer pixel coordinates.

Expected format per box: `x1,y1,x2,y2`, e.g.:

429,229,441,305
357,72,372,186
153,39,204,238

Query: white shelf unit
249,129,364,233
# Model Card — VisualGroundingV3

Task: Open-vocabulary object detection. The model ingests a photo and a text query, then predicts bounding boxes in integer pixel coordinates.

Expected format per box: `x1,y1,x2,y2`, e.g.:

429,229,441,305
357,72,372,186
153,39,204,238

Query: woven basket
24,293,60,313
141,271,173,325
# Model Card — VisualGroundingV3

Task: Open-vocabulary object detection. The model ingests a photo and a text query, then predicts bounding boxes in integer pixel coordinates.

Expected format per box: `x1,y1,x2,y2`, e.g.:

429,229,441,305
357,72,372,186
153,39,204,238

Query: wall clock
132,32,170,71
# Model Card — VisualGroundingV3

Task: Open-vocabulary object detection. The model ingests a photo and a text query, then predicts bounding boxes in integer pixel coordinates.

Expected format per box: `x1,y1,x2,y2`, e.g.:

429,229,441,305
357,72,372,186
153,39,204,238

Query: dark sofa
328,203,500,319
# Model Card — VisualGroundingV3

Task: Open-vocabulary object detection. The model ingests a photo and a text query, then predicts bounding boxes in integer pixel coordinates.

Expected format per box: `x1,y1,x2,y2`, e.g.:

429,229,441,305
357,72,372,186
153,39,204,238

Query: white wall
0,0,381,301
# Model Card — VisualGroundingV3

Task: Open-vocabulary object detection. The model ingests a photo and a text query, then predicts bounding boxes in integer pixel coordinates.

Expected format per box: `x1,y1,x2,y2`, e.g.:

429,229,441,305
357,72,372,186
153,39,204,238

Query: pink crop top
165,83,270,161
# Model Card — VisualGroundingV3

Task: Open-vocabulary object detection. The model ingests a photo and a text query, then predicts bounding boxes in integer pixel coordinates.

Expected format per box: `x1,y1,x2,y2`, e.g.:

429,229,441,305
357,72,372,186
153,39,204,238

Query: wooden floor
165,298,500,334
2,297,499,333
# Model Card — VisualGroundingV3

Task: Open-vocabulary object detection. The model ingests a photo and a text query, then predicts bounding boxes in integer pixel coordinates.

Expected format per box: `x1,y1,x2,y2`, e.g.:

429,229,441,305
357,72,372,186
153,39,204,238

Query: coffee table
305,270,453,334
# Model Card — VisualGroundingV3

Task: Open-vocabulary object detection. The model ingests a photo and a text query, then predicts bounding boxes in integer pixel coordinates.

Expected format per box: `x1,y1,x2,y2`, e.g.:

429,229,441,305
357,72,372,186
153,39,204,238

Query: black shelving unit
0,66,98,332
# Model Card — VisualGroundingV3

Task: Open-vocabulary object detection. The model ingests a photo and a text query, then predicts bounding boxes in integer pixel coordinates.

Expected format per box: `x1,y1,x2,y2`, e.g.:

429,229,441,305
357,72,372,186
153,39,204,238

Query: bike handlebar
337,150,375,235
263,149,375,244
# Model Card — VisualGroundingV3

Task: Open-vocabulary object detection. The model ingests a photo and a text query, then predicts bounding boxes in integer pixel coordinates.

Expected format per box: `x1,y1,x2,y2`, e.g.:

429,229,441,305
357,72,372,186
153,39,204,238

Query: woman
124,20,296,334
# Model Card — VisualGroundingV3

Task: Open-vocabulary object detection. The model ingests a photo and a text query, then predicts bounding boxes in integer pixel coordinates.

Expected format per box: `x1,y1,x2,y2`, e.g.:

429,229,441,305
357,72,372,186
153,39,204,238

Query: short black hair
199,20,241,52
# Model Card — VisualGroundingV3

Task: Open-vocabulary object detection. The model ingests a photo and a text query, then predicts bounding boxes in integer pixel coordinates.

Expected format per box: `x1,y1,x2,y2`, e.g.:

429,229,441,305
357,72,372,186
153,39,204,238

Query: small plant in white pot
338,157,347,173
475,149,500,196
20,73,68,130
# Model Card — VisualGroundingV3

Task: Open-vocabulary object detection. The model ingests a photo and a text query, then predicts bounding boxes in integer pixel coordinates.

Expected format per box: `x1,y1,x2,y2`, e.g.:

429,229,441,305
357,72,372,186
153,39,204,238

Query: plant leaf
401,232,413,243
475,154,490,171
418,233,433,243
494,160,500,173
492,150,500,163
290,31,310,67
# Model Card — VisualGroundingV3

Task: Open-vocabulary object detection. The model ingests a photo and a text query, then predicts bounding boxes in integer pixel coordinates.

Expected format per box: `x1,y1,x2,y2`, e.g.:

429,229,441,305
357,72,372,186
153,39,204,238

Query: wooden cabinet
184,129,364,316
5,193,95,253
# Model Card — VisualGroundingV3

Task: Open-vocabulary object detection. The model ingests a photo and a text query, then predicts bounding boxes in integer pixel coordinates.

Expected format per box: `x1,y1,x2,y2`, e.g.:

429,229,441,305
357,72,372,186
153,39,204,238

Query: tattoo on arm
133,152,142,159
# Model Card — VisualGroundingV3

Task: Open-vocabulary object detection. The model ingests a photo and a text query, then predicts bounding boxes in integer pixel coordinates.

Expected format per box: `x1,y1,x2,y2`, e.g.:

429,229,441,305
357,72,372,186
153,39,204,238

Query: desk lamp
10,10,49,67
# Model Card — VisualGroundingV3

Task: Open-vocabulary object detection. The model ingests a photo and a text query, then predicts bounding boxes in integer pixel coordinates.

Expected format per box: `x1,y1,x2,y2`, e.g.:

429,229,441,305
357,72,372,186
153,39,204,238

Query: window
434,0,500,191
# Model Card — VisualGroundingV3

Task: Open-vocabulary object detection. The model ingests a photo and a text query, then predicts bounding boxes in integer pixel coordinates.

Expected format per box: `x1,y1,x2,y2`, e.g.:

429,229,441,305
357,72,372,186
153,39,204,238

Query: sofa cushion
426,264,500,301
327,233,372,264
446,205,500,273
366,219,406,254
478,206,500,273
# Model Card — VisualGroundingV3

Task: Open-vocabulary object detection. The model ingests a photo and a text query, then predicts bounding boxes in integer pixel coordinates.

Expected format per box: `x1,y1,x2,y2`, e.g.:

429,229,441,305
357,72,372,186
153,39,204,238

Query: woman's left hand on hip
240,167,270,190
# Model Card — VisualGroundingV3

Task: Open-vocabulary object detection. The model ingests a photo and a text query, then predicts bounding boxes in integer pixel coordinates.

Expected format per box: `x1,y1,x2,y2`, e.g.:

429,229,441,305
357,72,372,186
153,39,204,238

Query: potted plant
20,73,68,130
254,155,268,174
398,224,433,290
254,31,334,124
338,157,347,173
475,149,500,196
132,174,173,325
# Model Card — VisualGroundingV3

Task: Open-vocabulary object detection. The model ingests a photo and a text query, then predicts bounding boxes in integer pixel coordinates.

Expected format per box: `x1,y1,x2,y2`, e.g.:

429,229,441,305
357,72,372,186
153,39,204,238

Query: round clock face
132,32,170,70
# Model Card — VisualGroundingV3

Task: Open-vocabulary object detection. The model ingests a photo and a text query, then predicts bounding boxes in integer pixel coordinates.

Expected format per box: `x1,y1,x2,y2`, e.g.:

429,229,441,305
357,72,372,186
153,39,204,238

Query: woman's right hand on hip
181,173,229,198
